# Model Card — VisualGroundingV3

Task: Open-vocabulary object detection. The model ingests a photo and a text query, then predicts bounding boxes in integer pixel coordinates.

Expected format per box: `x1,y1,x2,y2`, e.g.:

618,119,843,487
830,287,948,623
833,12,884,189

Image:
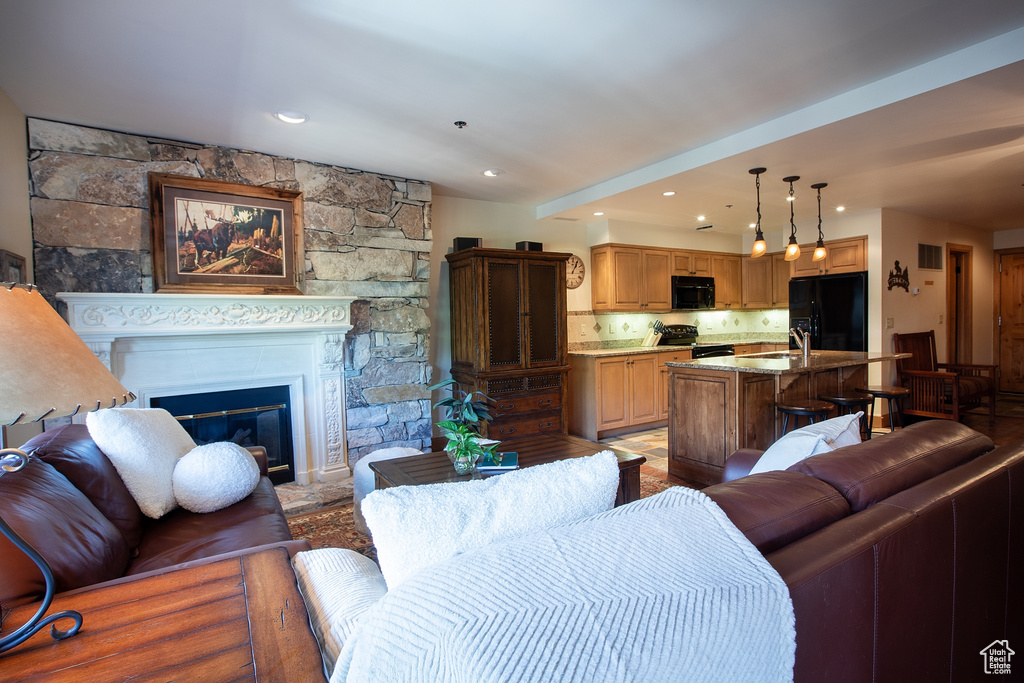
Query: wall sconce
783,176,801,261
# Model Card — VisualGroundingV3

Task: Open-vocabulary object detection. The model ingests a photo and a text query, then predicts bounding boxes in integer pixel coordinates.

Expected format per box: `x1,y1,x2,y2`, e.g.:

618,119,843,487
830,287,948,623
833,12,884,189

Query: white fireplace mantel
58,292,356,484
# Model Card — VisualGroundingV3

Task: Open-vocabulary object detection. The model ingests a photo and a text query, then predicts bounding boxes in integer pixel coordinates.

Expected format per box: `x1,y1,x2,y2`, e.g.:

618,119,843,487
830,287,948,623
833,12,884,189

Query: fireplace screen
151,385,294,485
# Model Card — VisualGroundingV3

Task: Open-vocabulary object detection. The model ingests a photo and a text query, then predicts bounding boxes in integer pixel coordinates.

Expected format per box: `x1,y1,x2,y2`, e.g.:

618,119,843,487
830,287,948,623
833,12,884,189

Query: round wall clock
566,254,585,289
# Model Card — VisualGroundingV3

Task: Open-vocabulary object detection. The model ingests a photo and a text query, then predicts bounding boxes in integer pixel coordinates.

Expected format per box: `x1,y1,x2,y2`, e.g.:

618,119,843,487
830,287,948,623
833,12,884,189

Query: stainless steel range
656,323,735,359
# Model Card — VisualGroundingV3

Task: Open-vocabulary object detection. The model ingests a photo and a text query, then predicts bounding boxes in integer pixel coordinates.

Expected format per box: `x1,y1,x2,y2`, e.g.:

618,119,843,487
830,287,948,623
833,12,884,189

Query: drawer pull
499,402,516,410
539,421,553,429
499,426,516,435
538,398,552,406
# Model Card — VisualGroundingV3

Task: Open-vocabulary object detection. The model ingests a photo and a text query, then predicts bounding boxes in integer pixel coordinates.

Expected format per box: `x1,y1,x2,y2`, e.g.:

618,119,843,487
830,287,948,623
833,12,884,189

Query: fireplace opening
151,385,294,485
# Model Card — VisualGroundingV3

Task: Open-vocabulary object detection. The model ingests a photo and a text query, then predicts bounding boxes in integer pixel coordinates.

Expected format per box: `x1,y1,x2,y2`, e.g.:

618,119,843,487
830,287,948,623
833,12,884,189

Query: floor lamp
0,283,135,653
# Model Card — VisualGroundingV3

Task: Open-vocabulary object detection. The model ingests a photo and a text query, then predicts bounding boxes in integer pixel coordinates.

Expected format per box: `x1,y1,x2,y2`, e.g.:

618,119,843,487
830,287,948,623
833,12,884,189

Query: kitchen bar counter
568,339,788,358
666,350,906,485
665,350,907,374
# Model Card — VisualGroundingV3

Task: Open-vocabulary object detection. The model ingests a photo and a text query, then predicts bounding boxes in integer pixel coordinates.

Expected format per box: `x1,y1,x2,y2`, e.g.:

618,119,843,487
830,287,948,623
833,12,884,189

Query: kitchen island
665,350,906,485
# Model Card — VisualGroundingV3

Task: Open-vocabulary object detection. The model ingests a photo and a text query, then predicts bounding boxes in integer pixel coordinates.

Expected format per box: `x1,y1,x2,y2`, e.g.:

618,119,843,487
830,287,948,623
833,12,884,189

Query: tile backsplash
568,308,789,350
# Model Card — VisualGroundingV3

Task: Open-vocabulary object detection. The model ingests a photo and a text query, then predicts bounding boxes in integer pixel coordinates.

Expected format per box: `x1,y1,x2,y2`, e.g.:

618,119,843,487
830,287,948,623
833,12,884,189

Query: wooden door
741,255,772,308
826,237,866,274
524,260,563,368
712,254,741,308
690,252,713,277
628,354,659,424
485,259,524,370
596,357,629,430
658,349,691,420
611,247,644,310
790,249,824,277
999,252,1024,392
642,249,672,311
771,252,790,307
591,246,612,311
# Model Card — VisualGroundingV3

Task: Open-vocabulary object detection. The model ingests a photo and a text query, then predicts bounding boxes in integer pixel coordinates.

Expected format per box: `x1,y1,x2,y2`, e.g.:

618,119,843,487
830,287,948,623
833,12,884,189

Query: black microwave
671,275,715,309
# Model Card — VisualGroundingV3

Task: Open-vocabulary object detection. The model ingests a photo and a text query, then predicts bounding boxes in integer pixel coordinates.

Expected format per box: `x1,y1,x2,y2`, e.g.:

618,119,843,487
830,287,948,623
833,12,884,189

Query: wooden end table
370,432,645,506
0,547,327,682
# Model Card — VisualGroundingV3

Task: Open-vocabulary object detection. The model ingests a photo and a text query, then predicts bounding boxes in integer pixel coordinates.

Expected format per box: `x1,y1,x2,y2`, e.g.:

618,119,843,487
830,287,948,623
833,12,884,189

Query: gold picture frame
148,173,304,294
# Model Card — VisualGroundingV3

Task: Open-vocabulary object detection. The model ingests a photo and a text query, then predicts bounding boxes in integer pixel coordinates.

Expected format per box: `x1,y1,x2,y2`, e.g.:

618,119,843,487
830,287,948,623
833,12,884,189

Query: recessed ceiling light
663,191,676,196
482,169,504,177
594,211,605,216
836,205,846,212
697,215,706,221
274,110,308,124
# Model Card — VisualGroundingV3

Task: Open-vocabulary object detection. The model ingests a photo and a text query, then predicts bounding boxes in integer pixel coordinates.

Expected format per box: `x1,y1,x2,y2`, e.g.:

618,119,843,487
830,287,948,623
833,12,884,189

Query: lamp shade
0,284,133,425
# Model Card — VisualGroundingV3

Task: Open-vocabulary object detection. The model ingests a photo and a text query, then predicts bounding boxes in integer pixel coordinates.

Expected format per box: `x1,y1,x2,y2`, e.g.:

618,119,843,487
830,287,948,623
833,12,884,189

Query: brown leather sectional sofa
0,423,309,609
704,420,1023,682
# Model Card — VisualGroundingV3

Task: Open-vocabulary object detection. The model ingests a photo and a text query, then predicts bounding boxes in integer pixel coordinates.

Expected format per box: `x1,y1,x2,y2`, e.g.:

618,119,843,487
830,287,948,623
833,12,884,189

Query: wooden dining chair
892,330,996,424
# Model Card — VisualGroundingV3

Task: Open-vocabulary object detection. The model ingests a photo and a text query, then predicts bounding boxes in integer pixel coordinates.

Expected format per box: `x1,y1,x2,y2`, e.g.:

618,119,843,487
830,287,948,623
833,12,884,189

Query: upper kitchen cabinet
790,237,867,277
674,250,713,277
591,244,672,312
771,252,790,308
711,254,741,308
741,255,772,309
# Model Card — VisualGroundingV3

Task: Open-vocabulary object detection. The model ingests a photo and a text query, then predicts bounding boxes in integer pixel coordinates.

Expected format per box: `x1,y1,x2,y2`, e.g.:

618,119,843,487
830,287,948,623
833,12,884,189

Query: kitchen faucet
790,328,811,361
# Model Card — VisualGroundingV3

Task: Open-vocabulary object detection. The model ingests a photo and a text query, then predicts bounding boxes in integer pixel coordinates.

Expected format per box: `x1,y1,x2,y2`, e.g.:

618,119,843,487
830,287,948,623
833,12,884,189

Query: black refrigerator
789,271,868,352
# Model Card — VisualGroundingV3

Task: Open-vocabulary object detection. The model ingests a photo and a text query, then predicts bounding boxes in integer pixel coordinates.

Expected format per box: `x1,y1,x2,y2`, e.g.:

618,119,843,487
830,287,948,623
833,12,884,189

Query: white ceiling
1,0,1023,234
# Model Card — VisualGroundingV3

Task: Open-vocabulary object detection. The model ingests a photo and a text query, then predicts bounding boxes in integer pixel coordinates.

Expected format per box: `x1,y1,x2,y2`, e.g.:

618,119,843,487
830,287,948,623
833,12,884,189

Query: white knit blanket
332,487,795,683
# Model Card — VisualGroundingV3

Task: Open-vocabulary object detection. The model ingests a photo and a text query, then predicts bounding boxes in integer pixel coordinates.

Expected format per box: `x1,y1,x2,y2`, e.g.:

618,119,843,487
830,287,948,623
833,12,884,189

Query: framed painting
148,173,304,294
0,250,27,283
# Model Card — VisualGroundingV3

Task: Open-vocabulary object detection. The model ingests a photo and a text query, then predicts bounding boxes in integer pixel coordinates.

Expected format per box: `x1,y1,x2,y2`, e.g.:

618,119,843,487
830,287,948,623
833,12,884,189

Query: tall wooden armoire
445,247,569,439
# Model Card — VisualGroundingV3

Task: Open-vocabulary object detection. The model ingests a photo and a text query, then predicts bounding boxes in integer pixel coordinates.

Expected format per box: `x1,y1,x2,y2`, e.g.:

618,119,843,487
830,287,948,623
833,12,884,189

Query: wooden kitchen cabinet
658,348,692,420
446,247,570,439
790,237,867,276
591,244,672,312
674,250,713,277
712,254,741,308
771,252,790,307
567,351,665,440
741,255,772,308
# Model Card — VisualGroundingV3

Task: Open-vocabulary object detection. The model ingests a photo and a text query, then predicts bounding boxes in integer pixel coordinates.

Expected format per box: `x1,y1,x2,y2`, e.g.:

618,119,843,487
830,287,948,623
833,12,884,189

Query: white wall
994,228,1024,250
880,209,995,369
0,86,31,281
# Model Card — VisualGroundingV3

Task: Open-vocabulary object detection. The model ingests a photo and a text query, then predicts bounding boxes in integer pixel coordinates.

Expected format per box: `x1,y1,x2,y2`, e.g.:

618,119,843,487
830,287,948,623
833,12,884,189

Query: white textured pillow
363,450,621,588
87,407,196,518
172,442,260,513
292,548,388,672
749,430,834,475
795,411,864,449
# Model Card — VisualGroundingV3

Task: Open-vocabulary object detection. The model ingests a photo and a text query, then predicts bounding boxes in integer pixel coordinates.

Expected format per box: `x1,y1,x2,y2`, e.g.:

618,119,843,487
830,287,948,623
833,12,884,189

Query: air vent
695,224,716,231
553,216,579,222
919,243,942,270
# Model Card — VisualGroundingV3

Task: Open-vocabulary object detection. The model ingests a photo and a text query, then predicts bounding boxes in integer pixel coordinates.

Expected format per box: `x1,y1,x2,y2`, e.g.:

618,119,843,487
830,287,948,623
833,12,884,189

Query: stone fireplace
58,292,354,484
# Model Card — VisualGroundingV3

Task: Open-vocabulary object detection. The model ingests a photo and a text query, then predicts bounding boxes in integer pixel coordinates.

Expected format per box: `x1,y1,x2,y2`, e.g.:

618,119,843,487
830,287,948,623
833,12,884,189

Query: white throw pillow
795,411,864,449
362,450,621,588
87,407,196,519
748,430,834,476
292,548,388,673
172,442,260,513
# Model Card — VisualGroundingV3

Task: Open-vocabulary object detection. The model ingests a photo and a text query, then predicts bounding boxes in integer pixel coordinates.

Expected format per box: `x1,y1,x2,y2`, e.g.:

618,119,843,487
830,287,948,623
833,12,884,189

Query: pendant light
783,176,801,262
811,182,828,262
749,167,767,258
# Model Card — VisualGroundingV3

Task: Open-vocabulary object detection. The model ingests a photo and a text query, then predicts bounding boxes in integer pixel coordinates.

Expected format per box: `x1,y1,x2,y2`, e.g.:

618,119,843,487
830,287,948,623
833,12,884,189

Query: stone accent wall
27,118,432,465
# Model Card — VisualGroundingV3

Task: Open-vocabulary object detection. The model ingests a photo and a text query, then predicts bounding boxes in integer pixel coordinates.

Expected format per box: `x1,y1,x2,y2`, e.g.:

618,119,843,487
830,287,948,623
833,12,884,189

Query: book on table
478,451,519,474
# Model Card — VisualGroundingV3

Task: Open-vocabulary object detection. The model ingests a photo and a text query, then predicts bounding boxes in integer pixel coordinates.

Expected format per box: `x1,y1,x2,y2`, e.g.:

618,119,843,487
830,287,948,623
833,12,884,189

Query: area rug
287,472,676,559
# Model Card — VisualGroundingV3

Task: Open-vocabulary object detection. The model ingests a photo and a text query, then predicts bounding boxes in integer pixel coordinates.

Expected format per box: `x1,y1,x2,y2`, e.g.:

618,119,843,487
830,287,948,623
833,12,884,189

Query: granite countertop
568,338,788,358
664,350,910,375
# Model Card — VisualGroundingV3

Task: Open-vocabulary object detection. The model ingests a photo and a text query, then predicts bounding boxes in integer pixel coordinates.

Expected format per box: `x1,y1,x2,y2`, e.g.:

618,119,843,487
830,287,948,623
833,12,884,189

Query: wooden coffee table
370,433,646,506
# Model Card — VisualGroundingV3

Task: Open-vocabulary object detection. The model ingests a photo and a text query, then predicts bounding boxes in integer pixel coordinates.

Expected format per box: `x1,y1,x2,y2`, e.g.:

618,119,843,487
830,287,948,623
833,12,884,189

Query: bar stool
776,399,834,435
818,391,875,439
856,385,911,432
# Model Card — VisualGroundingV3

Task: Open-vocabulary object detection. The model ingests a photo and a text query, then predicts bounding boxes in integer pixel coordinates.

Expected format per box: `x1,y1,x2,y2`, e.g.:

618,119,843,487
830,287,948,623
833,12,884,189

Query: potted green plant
429,378,499,474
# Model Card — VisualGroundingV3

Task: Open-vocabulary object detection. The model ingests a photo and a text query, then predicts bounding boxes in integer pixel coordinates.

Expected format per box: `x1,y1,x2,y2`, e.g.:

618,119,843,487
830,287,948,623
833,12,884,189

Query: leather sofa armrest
246,446,269,477
723,449,764,483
